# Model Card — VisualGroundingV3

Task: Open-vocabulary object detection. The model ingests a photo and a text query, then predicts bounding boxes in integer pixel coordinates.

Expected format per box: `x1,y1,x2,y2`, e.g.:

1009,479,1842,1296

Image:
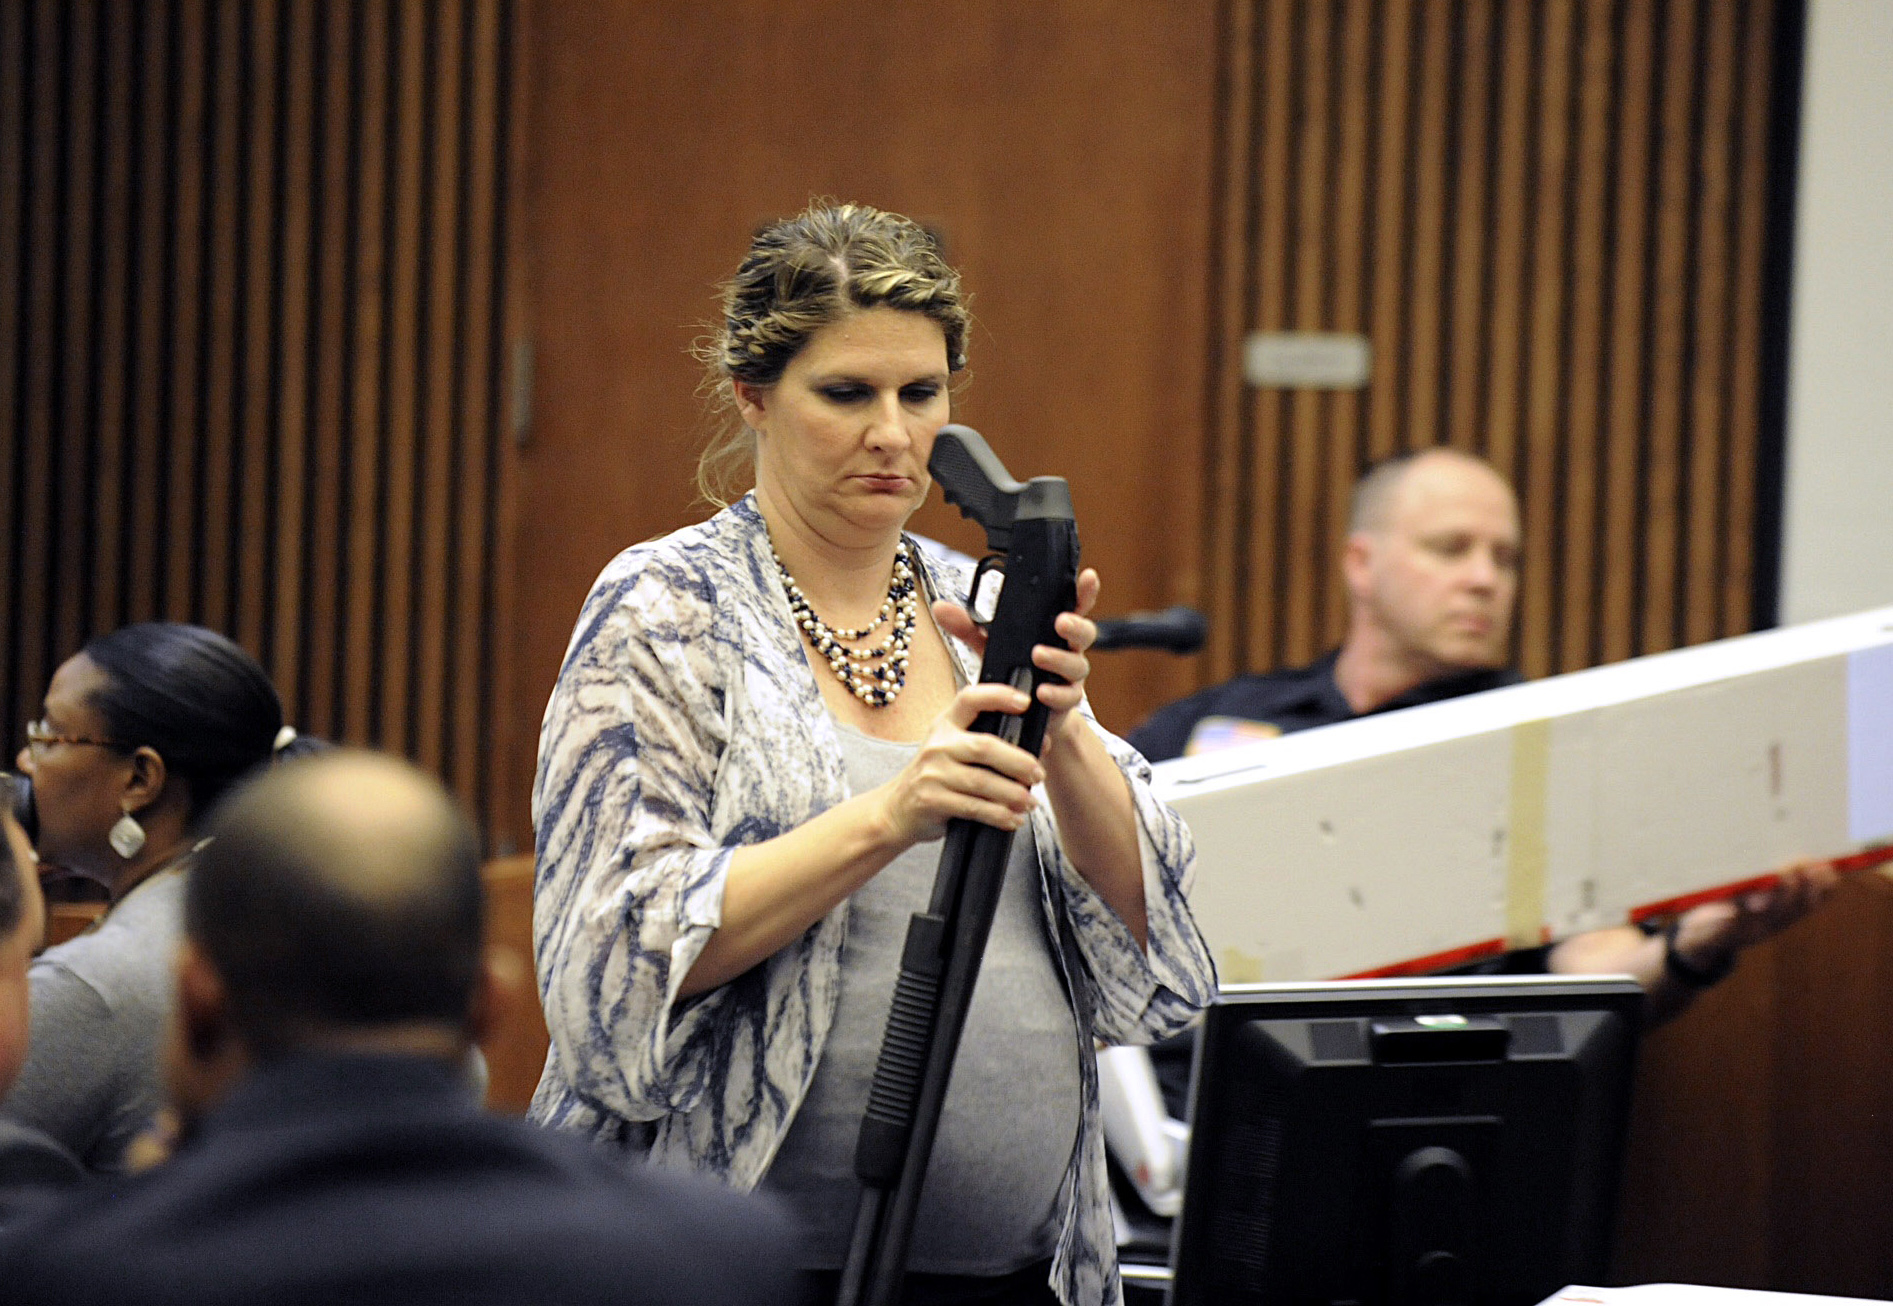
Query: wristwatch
1663,919,1736,989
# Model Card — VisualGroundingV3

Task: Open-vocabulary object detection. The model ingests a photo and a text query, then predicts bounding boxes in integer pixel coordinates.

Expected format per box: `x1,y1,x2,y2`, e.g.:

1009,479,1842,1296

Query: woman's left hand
932,567,1102,752
938,566,1148,945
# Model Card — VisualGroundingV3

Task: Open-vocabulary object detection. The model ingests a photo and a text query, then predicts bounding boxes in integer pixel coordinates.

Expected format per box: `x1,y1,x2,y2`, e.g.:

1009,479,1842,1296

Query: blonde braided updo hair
695,201,970,506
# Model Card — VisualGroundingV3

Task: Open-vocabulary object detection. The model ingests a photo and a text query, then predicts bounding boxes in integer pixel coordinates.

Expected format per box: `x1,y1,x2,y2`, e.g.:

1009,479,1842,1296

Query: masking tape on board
1505,718,1551,950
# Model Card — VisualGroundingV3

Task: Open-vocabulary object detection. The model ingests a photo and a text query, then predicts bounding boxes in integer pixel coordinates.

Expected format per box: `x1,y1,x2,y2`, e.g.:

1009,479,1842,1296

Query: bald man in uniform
1133,448,1834,1021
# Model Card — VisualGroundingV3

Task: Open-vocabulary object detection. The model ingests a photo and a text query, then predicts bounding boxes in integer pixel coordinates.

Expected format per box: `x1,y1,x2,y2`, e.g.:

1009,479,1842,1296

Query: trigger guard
967,557,1006,628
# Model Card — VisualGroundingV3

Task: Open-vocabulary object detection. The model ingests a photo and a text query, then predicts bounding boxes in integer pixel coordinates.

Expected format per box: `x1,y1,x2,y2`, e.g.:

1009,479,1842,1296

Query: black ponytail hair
81,623,287,826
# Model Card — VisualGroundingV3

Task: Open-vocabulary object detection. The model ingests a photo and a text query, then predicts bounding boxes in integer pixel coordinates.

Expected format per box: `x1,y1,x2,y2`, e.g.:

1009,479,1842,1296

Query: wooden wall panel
0,0,522,842
1202,0,1791,685
1613,872,1893,1297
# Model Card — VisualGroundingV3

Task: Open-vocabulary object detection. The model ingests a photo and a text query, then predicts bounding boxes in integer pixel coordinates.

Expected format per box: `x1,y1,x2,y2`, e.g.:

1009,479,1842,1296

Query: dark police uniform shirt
1127,649,1523,764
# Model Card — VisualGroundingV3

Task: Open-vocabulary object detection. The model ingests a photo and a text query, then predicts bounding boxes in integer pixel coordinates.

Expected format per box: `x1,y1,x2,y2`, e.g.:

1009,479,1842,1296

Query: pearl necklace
773,539,918,707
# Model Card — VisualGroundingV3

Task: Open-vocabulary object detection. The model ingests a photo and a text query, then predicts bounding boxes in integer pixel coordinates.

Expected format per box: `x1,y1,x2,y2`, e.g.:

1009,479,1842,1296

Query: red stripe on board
1343,925,1554,979
1832,845,1893,875
1336,849,1892,980
1629,845,1893,924
1630,874,1782,924
1344,938,1509,979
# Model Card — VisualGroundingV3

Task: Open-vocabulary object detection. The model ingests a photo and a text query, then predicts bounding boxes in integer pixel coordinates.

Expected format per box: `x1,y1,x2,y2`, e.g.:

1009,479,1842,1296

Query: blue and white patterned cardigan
528,494,1216,1306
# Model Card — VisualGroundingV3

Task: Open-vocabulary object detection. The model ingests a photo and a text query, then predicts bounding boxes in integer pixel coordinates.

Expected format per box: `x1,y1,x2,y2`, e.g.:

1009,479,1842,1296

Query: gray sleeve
1,961,125,1166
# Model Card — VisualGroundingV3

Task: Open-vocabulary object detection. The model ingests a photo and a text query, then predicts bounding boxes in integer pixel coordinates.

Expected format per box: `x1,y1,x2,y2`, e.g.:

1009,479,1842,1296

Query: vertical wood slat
86,0,131,636
1638,0,1702,655
482,0,524,843
0,0,24,728
124,0,171,631
300,0,353,741
372,0,427,756
1400,0,1450,457
1516,0,1574,681
1480,0,1533,497
1600,0,1657,664
451,0,502,816
1282,0,1332,660
13,0,64,733
341,0,389,748
51,0,97,666
267,0,316,701
1203,0,1786,691
1363,0,1416,465
162,0,206,624
1684,0,1739,650
1554,0,1613,672
1200,0,1258,684
413,0,464,777
1319,0,1374,650
1722,0,1773,639
1444,0,1496,457
234,0,280,657
0,0,520,844
195,0,240,633
1476,0,1537,482
1241,0,1297,675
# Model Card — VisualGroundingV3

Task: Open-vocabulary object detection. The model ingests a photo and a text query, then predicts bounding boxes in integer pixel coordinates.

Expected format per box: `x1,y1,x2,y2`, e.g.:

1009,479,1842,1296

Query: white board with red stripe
1151,605,1893,983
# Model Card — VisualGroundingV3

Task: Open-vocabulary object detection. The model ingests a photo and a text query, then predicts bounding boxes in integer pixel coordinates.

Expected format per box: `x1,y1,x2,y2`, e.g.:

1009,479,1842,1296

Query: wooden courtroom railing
39,859,549,1114
478,853,547,1113
45,901,105,949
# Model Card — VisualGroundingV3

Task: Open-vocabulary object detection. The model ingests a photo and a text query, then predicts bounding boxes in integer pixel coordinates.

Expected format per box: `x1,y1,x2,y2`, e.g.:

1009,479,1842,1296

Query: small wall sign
1243,330,1373,389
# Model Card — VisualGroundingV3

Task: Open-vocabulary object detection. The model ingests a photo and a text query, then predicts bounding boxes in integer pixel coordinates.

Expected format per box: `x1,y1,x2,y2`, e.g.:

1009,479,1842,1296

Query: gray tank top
762,724,1084,1274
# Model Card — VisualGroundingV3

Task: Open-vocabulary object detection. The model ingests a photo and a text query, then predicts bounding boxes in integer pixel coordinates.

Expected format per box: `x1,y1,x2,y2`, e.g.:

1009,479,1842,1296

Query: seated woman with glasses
4,624,314,1170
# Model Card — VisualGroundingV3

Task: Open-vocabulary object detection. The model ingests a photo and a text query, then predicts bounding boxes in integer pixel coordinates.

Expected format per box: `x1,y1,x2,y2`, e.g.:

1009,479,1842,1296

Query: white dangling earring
108,809,147,860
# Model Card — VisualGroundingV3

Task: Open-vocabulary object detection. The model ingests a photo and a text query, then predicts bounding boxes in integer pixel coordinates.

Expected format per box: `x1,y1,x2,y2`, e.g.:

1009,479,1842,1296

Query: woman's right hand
681,681,1048,999
874,681,1046,847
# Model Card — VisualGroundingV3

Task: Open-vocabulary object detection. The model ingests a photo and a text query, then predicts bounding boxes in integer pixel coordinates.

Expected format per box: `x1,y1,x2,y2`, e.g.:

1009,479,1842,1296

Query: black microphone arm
1090,605,1208,655
835,424,1079,1306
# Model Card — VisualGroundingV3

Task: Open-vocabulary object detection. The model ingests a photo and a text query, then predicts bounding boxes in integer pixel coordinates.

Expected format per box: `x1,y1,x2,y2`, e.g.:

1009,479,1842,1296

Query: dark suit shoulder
0,1085,796,1306
1129,653,1343,761
0,1119,85,1231
0,1119,84,1184
1381,664,1523,712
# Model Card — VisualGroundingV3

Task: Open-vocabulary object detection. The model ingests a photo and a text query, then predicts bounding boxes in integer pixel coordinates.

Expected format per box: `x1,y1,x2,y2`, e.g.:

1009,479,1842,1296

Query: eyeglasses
23,720,127,756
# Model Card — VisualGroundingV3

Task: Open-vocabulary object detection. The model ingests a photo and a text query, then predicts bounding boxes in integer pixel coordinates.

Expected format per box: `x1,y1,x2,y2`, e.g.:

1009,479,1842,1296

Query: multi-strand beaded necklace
773,539,918,707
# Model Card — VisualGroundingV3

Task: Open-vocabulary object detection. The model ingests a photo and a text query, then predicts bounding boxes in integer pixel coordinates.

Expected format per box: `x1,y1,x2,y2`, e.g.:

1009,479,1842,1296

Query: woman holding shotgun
528,201,1214,1306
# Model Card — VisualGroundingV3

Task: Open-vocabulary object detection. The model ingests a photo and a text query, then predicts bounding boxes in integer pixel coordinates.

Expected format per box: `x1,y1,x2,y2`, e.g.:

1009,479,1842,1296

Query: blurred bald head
1339,448,1521,701
1349,447,1514,537
186,751,484,1060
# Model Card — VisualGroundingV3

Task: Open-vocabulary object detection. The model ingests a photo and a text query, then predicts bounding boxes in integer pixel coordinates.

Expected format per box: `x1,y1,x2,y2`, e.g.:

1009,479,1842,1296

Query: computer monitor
1166,975,1643,1306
